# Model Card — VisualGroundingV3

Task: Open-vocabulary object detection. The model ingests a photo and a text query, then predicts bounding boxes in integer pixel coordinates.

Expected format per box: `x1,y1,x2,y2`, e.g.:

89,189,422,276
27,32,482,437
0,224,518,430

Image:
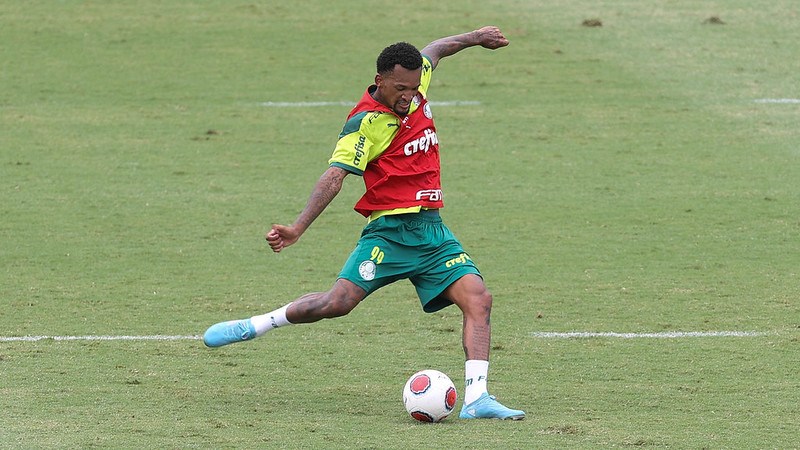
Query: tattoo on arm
421,27,508,69
294,167,348,232
421,32,477,69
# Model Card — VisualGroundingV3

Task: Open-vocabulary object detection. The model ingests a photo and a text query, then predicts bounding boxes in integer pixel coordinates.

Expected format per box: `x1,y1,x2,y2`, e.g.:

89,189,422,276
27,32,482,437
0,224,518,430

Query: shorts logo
445,253,472,268
359,260,376,281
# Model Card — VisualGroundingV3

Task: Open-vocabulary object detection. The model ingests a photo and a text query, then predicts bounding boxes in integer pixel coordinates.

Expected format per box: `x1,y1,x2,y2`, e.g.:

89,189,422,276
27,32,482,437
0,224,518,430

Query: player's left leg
441,274,525,420
203,279,366,348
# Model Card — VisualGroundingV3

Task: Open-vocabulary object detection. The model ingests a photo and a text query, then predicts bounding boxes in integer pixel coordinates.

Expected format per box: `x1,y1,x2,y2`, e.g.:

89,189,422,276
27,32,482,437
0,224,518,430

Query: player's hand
474,26,509,50
266,224,301,253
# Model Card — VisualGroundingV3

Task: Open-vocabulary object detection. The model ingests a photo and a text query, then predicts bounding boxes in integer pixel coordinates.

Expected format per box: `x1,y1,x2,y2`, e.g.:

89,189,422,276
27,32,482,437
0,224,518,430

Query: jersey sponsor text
416,189,443,201
353,135,366,165
404,128,438,156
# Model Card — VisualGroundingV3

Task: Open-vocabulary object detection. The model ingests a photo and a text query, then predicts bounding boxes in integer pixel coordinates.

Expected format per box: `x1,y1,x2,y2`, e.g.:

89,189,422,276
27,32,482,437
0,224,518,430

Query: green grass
1,0,798,448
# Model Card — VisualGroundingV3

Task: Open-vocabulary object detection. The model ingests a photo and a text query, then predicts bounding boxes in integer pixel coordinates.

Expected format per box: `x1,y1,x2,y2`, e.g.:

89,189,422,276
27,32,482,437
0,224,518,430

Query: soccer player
204,26,525,420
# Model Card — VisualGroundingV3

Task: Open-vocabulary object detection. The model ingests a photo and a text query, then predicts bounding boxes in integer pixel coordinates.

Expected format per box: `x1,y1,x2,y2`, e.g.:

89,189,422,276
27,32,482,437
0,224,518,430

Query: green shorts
338,209,481,313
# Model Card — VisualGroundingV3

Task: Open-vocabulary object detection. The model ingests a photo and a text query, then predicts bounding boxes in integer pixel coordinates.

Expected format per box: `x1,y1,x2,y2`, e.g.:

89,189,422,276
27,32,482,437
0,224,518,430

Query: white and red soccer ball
402,369,458,422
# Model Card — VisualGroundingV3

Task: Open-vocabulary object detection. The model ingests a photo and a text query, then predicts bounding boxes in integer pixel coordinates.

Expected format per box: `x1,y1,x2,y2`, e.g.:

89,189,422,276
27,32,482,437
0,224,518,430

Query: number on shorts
370,246,384,264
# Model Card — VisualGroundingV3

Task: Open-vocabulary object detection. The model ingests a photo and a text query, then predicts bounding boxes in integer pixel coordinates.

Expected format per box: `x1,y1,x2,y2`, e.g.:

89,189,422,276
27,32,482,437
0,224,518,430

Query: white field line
0,331,769,342
0,335,201,342
754,98,800,104
259,100,481,107
530,331,768,339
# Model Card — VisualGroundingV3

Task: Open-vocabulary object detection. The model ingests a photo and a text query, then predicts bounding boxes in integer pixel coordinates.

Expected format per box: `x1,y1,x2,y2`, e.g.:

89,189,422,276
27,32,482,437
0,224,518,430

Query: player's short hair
376,42,422,75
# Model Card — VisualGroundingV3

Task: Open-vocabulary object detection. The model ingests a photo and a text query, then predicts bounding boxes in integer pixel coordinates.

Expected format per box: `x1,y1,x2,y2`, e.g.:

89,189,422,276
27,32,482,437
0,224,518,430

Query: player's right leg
441,274,526,420
202,279,366,348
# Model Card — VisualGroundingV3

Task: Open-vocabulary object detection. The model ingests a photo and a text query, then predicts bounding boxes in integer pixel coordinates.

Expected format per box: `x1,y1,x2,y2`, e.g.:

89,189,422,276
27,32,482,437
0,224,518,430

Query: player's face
374,65,422,116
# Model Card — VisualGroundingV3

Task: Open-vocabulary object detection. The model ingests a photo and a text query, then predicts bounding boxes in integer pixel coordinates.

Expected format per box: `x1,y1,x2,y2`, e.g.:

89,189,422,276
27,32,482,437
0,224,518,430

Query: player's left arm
421,26,509,70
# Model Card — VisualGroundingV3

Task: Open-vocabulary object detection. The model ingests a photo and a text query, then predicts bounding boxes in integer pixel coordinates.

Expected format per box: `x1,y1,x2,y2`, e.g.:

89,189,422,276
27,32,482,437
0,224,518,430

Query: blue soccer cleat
203,319,257,348
459,393,526,420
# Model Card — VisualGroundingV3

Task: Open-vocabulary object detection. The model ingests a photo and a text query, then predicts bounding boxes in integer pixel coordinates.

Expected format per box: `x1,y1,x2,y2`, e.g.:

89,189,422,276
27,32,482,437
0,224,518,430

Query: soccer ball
402,369,458,422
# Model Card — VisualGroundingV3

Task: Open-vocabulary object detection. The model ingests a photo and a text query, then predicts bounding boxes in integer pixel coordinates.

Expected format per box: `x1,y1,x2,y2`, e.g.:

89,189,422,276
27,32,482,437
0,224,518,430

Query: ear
374,73,383,87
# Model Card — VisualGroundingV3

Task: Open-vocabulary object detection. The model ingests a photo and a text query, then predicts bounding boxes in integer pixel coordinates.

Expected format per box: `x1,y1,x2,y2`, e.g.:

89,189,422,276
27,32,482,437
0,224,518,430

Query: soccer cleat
203,319,257,348
459,393,526,420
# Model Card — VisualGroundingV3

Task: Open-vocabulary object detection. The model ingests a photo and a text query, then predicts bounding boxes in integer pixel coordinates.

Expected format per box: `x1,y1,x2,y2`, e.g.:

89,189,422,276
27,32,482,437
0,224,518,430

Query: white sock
250,303,293,336
464,359,489,405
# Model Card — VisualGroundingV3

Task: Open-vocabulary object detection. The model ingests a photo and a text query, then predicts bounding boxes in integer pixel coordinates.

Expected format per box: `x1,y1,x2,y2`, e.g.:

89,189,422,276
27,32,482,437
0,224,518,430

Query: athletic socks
250,303,293,336
464,359,489,405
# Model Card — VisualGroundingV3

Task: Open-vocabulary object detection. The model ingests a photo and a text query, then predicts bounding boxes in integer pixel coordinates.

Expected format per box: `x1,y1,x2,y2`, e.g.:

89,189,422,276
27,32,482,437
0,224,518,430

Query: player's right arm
266,165,349,253
421,26,509,70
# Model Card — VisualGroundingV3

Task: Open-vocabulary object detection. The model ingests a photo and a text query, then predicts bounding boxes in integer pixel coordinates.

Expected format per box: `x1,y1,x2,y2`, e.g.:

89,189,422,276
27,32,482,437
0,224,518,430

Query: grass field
1,1,798,448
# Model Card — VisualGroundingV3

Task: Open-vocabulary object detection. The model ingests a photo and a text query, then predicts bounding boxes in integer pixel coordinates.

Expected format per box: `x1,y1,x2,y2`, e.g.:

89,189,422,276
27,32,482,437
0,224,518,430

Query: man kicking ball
204,26,524,420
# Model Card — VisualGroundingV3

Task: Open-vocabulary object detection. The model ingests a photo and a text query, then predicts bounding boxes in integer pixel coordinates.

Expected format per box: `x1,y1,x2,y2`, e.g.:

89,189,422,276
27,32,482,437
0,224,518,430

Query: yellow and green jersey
329,56,443,219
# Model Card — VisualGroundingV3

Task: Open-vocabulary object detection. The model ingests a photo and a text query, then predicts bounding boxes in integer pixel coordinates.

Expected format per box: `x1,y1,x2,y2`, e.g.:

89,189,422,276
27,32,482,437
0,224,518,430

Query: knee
477,289,493,312
320,283,364,318
462,287,493,317
323,293,359,318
